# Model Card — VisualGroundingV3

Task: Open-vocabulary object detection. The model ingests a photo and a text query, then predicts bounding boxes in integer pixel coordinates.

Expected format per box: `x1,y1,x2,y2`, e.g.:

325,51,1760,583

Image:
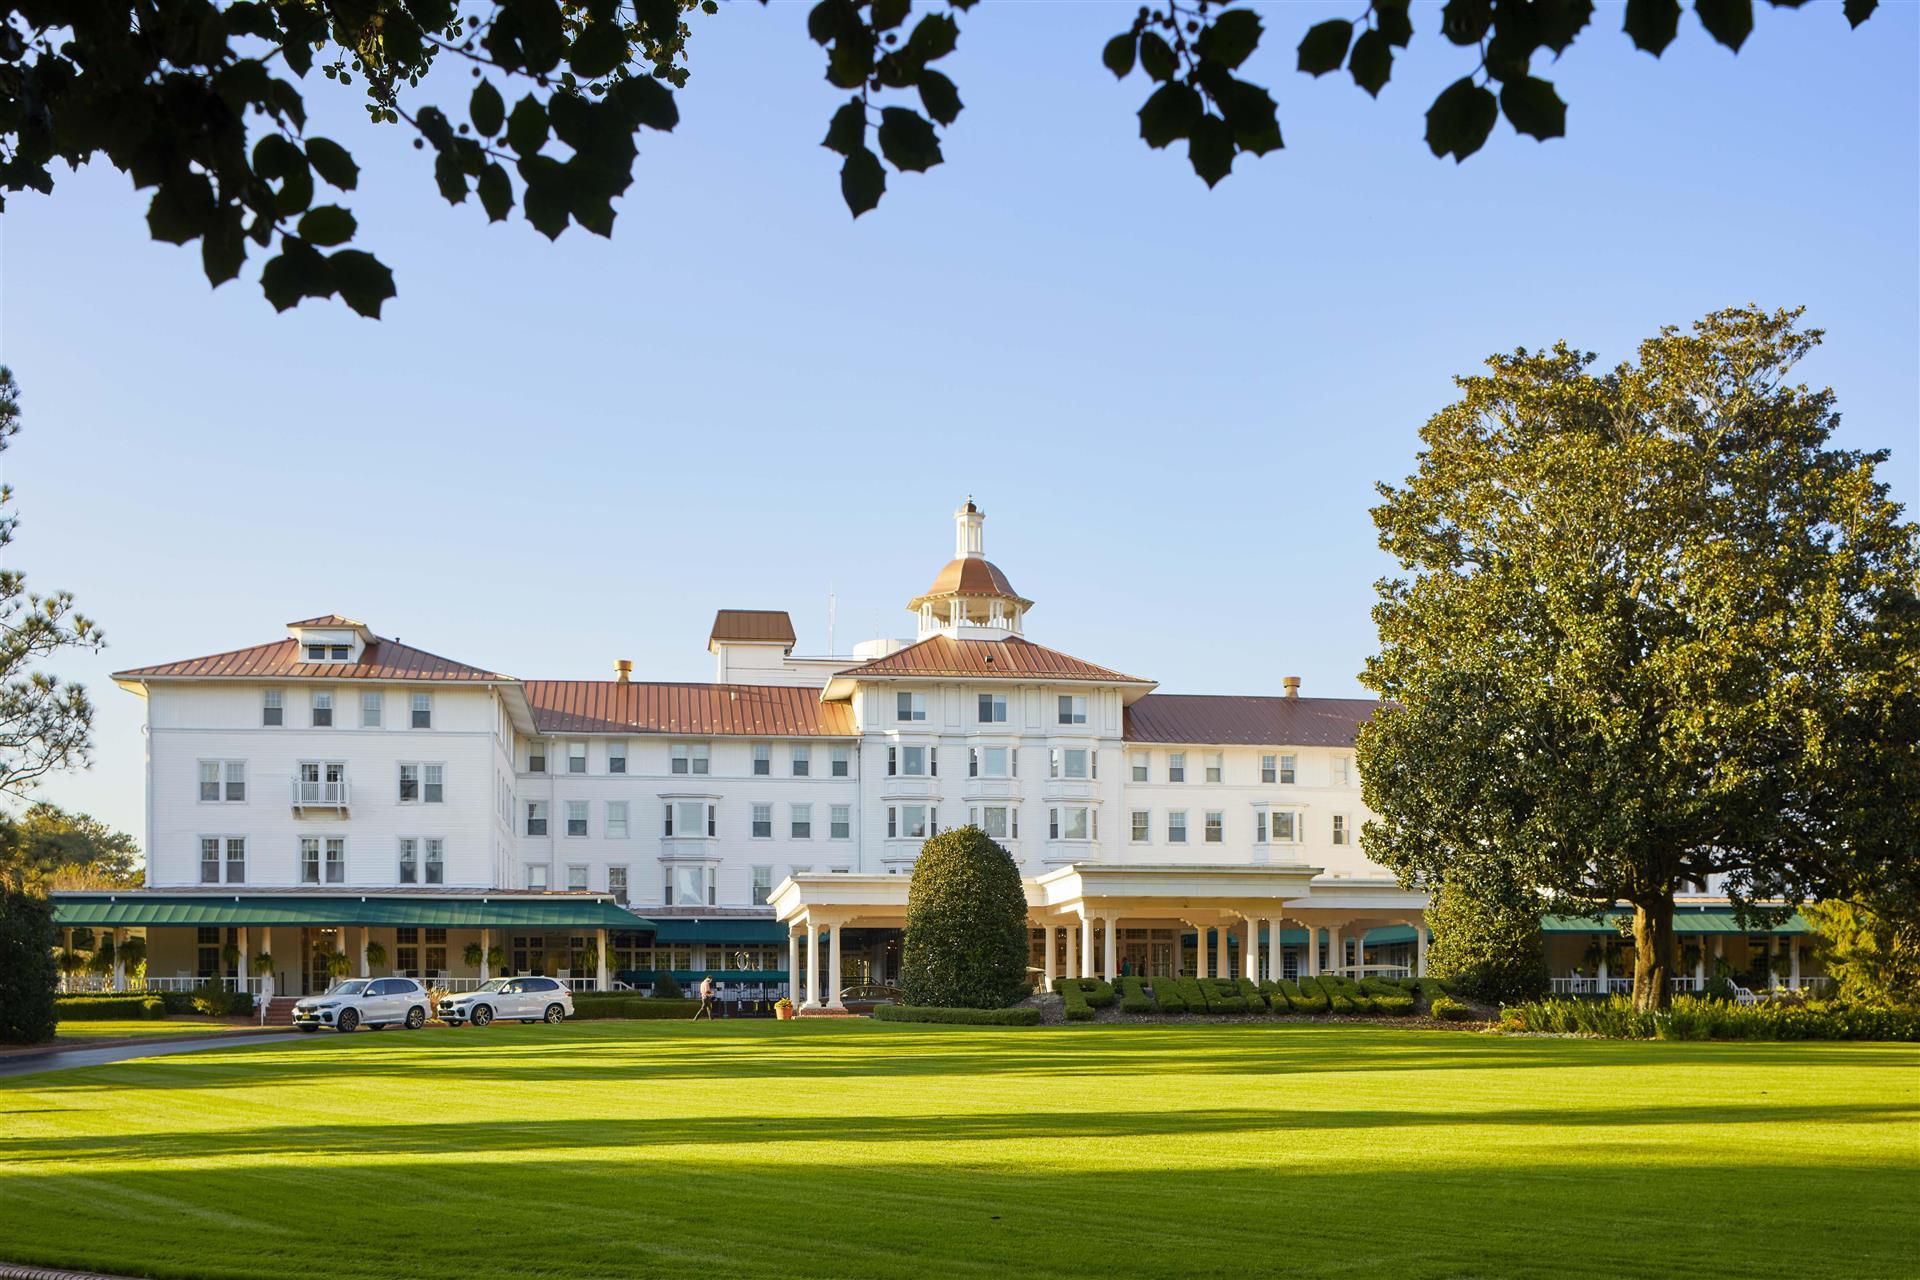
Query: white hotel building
54,502,1818,1008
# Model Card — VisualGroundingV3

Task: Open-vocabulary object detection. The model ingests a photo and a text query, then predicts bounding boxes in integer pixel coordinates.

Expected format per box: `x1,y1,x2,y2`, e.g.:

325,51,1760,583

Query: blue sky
3,1,1916,840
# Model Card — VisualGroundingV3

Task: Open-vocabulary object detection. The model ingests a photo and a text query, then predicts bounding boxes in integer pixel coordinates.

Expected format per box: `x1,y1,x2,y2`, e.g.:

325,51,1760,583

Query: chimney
1283,676,1301,700
613,659,633,684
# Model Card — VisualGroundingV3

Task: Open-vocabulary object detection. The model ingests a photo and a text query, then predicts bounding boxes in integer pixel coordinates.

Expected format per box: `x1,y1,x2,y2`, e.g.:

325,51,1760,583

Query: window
791,803,812,839
1255,811,1268,843
199,837,220,884
262,690,283,726
526,864,549,891
1131,751,1149,782
606,801,629,838
361,691,382,727
608,866,628,904
830,745,850,777
1331,814,1349,845
528,742,547,773
1050,748,1090,780
891,804,930,839
1278,754,1297,785
1205,753,1223,783
1168,811,1188,843
1261,754,1277,784
399,763,419,803
526,801,548,836
897,691,927,722
410,693,431,729
300,837,345,884
752,866,773,906
301,837,319,884
567,742,587,774
608,740,627,774
1049,806,1091,841
296,760,346,805
1058,695,1088,725
306,643,326,661
890,745,929,777
752,803,773,839
1131,810,1150,843
1272,810,1298,842
324,838,344,883
752,743,771,776
1331,756,1352,786
424,838,443,884
567,864,589,891
1168,752,1186,783
423,764,443,803
311,690,333,727
974,805,1017,840
399,837,419,884
199,760,245,802
665,800,715,837
968,746,1011,778
666,863,714,908
791,745,811,777
978,693,1007,723
566,800,588,837
671,742,710,775
830,804,851,839
1205,810,1224,843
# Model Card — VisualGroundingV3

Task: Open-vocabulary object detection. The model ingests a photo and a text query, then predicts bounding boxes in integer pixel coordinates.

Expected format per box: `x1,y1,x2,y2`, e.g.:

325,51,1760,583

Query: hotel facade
54,503,1822,1007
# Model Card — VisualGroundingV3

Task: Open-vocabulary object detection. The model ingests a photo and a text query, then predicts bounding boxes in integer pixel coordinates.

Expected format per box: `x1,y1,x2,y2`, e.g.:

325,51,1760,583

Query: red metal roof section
1123,694,1380,747
708,610,797,647
285,614,364,629
524,681,857,736
834,635,1149,684
921,557,1022,600
114,637,510,683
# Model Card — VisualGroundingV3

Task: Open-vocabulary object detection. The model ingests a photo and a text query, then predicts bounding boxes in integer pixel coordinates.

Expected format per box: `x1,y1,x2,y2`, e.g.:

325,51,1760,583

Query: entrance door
306,927,340,994
1148,942,1173,977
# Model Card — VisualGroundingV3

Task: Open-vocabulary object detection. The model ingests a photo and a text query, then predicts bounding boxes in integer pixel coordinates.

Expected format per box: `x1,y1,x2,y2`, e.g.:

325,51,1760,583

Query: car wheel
471,1004,493,1027
405,1006,426,1030
296,1026,319,1034
544,1003,565,1024
336,1008,360,1033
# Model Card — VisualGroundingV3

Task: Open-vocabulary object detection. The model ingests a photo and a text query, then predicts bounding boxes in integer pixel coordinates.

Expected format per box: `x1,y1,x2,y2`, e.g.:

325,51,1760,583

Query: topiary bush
1431,995,1471,1021
0,883,58,1044
1236,978,1271,1011
1425,875,1551,1006
1116,976,1152,1013
875,1004,1040,1026
1054,978,1094,1021
54,995,164,1020
1148,978,1187,1014
568,996,701,1020
651,973,684,999
901,827,1031,1010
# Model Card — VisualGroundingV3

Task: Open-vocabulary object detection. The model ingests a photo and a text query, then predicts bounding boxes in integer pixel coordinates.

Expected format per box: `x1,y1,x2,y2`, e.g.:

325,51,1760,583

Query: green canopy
1542,909,1812,936
647,918,789,945
51,893,652,931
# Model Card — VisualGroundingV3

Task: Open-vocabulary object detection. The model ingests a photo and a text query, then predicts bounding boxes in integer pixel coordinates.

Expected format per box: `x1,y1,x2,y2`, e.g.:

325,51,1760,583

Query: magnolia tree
1358,307,1920,1011
900,826,1030,1009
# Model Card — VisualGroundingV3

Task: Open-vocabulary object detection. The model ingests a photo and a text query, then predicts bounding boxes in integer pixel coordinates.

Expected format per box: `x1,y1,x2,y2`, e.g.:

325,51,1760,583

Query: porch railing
1556,974,1832,996
291,778,350,809
136,975,268,994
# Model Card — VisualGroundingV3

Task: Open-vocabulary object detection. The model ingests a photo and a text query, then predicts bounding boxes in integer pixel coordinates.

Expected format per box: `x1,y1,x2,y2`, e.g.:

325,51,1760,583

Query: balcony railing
292,778,350,810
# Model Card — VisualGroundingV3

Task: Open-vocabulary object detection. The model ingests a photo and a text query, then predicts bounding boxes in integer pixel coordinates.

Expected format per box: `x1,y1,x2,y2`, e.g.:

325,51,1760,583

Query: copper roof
524,681,856,737
708,609,796,648
1123,694,1380,747
114,636,510,683
285,614,365,629
919,557,1024,601
833,635,1150,684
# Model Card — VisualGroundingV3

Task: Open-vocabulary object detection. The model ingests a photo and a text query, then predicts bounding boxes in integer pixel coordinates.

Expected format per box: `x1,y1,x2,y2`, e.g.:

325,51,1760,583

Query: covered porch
1543,906,1828,996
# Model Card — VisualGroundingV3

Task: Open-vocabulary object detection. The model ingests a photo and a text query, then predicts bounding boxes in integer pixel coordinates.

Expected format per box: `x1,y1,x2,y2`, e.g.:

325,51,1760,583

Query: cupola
905,499,1033,641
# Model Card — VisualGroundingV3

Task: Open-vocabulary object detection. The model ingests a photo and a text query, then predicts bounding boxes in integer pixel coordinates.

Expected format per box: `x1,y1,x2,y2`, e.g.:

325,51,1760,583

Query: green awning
1193,927,1423,947
646,919,788,945
615,969,788,983
1542,909,1812,936
52,893,653,931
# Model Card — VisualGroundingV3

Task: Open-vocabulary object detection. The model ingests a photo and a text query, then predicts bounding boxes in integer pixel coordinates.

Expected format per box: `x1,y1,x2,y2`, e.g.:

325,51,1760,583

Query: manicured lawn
51,1018,256,1041
0,1022,1913,1279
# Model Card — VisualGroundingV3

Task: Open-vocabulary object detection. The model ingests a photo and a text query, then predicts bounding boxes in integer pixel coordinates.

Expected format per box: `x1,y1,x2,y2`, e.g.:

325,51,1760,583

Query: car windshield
474,979,510,993
325,980,370,996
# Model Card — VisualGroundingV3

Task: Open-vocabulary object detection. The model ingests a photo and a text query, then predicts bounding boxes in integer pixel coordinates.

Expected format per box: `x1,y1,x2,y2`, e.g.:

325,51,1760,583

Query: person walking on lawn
695,974,716,1020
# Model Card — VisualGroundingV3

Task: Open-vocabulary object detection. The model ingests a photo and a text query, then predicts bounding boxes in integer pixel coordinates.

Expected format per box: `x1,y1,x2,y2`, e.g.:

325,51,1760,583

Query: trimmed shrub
0,883,58,1044
901,827,1031,1010
1147,978,1187,1014
1359,978,1407,1000
1498,995,1920,1042
567,997,702,1020
1411,977,1452,1007
1426,875,1551,1005
1235,978,1272,1011
651,973,684,1000
1116,976,1152,1014
1172,977,1214,1013
875,1004,1040,1026
54,995,164,1021
1431,996,1471,1021
190,988,256,1017
1053,977,1094,1021
1372,994,1416,1016
1079,978,1116,1010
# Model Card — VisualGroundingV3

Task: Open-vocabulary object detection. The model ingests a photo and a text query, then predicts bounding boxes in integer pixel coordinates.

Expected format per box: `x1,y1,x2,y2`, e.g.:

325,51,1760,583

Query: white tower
906,500,1033,641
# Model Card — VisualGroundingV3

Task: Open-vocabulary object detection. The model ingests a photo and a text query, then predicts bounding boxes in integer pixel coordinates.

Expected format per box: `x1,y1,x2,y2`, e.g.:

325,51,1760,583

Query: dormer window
305,643,350,661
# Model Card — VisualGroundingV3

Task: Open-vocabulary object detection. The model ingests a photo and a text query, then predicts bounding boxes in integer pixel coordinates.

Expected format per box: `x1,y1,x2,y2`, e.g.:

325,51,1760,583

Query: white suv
293,977,430,1033
438,977,574,1027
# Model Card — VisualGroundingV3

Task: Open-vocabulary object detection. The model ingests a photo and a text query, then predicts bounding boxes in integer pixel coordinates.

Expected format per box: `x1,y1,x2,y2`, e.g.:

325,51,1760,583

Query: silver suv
293,977,430,1033
438,977,574,1027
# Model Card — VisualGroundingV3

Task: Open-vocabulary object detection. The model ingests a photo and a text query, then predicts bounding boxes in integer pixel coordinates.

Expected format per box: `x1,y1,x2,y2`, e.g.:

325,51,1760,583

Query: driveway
0,1033,309,1079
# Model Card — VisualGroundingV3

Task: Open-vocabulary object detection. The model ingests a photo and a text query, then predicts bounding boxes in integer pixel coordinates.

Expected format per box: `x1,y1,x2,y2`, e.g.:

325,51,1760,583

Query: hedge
55,996,165,1021
1371,994,1416,1016
1235,978,1271,1012
1172,977,1212,1012
1147,978,1187,1014
1498,996,1920,1042
1116,976,1153,1014
1052,977,1094,1021
874,1004,1040,1026
1431,996,1471,1021
59,988,256,1016
566,997,703,1021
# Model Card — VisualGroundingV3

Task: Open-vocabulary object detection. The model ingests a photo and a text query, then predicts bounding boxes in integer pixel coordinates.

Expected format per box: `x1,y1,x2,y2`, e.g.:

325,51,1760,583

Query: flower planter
775,1005,795,1021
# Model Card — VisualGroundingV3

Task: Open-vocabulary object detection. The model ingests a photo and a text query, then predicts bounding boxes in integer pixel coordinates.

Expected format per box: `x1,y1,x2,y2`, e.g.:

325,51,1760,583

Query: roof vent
614,659,633,683
1283,676,1301,700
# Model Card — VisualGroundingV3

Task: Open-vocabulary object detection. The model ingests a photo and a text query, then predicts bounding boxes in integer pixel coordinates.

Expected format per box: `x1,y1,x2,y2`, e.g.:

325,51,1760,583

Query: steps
259,997,299,1027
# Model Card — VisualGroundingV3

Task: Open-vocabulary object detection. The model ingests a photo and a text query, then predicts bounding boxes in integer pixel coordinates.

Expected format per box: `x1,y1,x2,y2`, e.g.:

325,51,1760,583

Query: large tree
900,825,1030,1009
1358,306,1920,1011
0,1,1883,316
0,803,144,890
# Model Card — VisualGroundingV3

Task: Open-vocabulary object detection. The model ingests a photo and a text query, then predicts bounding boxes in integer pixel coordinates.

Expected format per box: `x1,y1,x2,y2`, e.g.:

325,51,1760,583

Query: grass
0,1021,1914,1279
50,1018,257,1041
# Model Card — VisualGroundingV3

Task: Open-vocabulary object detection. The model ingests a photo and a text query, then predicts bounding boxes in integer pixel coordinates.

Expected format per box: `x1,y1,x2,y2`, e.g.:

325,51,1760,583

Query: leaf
200,215,245,287
1534,0,1596,53
1843,0,1877,26
296,205,356,246
1196,8,1263,69
918,70,963,126
1425,76,1498,162
519,157,571,238
1348,28,1393,97
615,76,679,131
1499,76,1566,140
1186,113,1234,187
477,163,513,222
871,0,910,30
259,240,333,313
840,145,885,216
1102,32,1137,79
904,13,959,62
304,137,359,191
470,81,505,138
822,98,866,155
1375,0,1414,46
507,95,550,157
1695,0,1753,50
1440,0,1493,45
434,149,468,203
1139,31,1177,81
1137,81,1203,148
1220,79,1283,155
328,249,396,319
1297,20,1353,76
567,20,627,78
1623,0,1682,52
876,106,942,173
146,173,216,244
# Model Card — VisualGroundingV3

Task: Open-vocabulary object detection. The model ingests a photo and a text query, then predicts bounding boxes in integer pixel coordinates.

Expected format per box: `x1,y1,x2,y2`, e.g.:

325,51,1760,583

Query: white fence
1552,974,1833,997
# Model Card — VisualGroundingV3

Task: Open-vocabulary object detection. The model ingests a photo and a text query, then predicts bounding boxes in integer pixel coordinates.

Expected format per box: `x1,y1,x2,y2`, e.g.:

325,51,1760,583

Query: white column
1243,917,1258,982
111,927,127,992
259,927,274,999
1789,935,1802,989
1191,926,1205,979
356,926,369,978
788,928,801,1003
1067,921,1081,979
1102,916,1118,981
1214,924,1228,980
827,924,844,1008
595,928,610,991
236,927,250,993
1080,915,1093,981
1415,922,1429,978
1596,945,1608,990
1040,923,1055,987
480,928,493,981
1326,925,1341,977
1306,927,1320,977
1767,934,1780,990
1693,947,1705,989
